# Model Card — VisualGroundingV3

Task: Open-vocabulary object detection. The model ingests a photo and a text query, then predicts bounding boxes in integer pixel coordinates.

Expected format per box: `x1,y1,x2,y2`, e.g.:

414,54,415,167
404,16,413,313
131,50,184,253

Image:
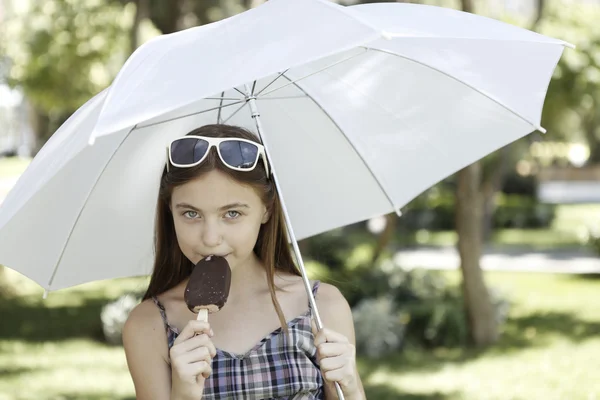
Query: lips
201,253,230,259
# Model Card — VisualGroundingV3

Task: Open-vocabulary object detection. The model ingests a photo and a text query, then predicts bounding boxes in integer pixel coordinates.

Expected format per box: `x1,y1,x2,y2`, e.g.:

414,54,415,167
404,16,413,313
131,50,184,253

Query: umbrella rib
255,70,289,97
381,34,575,49
217,91,226,124
45,126,137,292
206,96,243,101
276,72,401,215
136,100,245,129
256,95,308,100
363,46,547,133
222,102,249,124
233,87,246,97
258,49,368,98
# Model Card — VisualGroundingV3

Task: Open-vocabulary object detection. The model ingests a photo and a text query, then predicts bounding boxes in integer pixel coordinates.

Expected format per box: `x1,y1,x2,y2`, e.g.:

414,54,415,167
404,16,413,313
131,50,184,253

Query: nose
201,218,223,248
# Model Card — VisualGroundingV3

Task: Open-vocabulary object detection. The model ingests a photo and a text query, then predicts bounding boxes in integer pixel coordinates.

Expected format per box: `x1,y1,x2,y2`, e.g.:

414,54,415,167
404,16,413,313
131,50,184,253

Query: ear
261,206,271,224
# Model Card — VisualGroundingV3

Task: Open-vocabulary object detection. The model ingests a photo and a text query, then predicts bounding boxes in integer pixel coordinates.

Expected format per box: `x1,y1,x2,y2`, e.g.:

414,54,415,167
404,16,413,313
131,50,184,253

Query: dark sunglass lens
219,140,259,169
171,138,209,165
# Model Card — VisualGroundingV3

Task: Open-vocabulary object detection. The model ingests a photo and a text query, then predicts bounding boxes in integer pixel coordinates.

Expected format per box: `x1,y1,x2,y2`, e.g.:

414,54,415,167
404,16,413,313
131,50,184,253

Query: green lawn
1,268,599,399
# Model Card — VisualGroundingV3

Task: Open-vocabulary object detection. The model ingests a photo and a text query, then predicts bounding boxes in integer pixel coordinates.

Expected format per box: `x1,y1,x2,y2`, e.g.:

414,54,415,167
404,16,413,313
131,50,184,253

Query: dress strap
152,296,173,333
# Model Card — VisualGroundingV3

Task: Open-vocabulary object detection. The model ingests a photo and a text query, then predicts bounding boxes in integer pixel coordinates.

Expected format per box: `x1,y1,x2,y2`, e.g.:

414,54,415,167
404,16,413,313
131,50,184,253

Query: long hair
142,124,300,330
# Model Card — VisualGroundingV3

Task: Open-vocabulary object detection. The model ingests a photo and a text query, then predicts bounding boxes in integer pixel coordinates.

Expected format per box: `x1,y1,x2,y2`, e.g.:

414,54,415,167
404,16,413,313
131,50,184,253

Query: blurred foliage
1,0,132,114
398,185,556,231
587,225,600,257
304,235,509,350
537,1,600,162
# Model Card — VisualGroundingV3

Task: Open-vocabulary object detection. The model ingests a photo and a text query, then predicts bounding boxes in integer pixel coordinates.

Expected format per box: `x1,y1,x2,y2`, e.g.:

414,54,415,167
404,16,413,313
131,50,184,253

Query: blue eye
225,211,241,219
183,211,199,219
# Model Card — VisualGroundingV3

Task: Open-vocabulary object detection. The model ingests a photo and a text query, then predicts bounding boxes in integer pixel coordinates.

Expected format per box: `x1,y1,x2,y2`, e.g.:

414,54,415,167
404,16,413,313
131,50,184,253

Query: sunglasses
167,135,270,176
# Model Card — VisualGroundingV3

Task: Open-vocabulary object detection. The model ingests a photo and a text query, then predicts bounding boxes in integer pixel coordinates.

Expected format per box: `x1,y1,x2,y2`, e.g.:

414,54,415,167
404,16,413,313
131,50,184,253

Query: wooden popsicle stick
196,309,208,322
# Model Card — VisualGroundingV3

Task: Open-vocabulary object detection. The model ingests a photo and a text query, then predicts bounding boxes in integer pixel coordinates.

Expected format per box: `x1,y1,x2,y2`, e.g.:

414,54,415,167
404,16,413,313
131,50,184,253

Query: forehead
171,170,262,208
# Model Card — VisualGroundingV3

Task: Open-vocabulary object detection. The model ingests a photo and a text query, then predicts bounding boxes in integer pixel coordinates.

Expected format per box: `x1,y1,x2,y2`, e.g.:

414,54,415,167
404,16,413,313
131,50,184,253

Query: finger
314,327,350,347
179,346,213,366
319,355,347,372
172,334,217,357
317,342,349,359
188,361,212,381
173,321,212,344
322,366,348,384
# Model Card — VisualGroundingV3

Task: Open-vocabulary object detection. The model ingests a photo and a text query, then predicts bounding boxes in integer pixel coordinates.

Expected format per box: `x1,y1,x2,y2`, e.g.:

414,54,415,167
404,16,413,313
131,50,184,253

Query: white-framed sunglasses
167,135,270,176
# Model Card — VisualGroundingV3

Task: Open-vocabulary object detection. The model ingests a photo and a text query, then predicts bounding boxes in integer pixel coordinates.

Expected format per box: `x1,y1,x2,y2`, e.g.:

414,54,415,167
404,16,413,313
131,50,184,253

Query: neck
228,252,268,302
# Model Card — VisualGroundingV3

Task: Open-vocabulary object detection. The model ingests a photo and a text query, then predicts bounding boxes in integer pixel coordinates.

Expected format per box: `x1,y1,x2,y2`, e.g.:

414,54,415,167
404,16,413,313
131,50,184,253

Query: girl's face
170,170,269,272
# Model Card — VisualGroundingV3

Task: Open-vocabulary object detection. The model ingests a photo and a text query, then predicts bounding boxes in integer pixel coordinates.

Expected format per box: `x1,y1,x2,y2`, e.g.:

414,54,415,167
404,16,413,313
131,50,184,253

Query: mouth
201,254,230,260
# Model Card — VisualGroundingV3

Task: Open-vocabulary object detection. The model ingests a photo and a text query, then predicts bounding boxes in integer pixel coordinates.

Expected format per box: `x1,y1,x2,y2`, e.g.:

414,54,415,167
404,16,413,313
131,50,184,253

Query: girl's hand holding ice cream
169,320,216,400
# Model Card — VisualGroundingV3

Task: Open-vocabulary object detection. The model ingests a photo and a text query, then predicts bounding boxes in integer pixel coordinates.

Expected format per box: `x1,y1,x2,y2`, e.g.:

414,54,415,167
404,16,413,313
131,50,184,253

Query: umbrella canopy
0,0,571,294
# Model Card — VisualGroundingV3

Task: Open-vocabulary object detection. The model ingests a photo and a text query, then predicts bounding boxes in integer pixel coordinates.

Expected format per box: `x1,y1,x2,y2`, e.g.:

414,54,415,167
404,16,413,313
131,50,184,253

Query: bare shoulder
315,282,355,342
122,298,172,399
315,283,350,313
123,298,167,345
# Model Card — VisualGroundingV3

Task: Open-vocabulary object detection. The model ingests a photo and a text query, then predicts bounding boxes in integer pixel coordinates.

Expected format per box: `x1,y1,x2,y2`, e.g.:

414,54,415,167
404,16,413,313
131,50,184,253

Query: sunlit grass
0,340,134,400
1,269,599,399
356,271,600,399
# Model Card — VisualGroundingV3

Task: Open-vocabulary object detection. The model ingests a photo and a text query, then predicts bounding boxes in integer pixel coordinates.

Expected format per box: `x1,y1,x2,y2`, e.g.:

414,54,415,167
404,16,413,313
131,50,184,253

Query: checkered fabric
152,281,324,399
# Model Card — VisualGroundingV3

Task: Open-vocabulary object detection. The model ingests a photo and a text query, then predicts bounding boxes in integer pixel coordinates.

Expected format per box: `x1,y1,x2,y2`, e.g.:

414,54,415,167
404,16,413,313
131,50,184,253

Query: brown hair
142,124,300,330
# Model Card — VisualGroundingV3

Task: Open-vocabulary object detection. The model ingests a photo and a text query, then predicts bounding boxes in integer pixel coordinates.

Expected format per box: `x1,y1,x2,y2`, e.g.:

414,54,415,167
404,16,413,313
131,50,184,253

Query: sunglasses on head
167,135,270,176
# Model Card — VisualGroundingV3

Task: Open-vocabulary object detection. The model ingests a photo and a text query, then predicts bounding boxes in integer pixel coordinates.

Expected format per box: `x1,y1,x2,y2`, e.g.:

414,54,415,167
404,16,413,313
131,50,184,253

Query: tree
2,0,132,153
537,2,600,163
454,0,498,346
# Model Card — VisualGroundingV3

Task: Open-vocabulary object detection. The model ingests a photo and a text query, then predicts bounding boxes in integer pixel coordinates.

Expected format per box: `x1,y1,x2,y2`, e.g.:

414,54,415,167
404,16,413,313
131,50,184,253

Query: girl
123,124,365,399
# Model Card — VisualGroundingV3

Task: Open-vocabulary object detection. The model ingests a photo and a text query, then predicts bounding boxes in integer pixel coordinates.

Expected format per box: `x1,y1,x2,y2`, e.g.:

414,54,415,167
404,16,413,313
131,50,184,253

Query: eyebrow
174,202,251,212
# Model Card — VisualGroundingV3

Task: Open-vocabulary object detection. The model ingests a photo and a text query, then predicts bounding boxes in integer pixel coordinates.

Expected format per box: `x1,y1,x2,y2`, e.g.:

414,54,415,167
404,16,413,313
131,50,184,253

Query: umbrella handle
245,85,346,400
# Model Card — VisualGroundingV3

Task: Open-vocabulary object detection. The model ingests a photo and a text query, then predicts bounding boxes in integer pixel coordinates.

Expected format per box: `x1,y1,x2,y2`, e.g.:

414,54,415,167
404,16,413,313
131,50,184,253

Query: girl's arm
123,300,173,400
314,283,366,400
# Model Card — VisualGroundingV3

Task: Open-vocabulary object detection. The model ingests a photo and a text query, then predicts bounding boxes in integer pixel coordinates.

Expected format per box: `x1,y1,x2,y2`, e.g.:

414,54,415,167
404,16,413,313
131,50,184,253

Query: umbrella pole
244,85,346,400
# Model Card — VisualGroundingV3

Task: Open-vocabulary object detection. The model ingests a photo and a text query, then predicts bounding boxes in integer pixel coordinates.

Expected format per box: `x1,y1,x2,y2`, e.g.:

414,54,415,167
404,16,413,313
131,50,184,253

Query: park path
394,245,600,274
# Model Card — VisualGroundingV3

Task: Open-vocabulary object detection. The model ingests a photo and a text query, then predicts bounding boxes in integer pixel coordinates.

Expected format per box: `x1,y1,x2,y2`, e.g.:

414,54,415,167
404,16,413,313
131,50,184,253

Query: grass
355,270,600,400
1,269,599,399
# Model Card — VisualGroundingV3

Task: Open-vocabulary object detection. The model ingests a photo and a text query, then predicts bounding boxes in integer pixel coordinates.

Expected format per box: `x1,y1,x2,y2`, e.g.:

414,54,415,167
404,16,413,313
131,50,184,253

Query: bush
352,297,406,358
329,258,510,352
493,194,556,229
587,225,600,256
100,293,142,345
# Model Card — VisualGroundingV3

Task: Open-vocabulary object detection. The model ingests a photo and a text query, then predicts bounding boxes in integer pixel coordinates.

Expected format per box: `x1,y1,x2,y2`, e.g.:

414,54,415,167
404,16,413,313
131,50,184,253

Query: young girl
123,124,366,400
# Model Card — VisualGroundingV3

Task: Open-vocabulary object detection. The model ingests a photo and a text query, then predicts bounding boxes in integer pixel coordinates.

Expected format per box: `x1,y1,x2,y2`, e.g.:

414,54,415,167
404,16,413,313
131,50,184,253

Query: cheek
172,218,197,252
228,219,262,249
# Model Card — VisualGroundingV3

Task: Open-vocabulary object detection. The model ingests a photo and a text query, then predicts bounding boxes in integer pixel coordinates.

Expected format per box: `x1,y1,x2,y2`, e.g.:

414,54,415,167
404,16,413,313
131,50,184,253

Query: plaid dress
152,281,324,399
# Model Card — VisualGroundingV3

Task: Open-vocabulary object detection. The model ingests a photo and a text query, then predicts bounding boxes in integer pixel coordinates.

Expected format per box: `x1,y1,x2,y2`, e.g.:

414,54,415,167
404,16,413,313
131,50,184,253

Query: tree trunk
456,163,498,346
31,107,51,155
456,0,498,347
130,0,149,54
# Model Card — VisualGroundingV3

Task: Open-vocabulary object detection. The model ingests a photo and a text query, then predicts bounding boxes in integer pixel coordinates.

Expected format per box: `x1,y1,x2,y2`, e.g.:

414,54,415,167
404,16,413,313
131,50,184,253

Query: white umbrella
0,0,571,334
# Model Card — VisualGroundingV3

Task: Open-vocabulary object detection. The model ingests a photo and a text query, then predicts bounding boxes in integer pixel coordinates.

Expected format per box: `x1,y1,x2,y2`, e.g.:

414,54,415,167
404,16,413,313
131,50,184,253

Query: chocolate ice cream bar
184,255,232,321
